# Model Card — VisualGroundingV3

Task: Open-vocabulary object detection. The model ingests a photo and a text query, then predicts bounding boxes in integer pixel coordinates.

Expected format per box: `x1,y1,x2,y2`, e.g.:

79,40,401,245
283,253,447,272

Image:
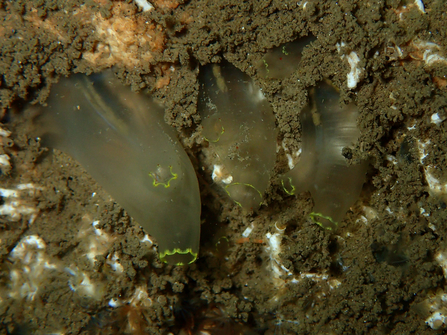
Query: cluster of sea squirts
35,36,366,265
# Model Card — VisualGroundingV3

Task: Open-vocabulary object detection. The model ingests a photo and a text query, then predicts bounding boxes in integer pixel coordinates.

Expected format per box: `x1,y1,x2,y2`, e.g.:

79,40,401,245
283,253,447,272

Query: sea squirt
282,81,367,229
198,61,278,210
34,70,201,265
256,35,316,80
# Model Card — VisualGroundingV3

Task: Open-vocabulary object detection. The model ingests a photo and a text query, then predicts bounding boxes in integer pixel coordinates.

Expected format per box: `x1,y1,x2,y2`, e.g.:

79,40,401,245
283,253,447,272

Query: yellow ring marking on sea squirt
215,236,229,250
262,59,270,74
281,177,296,196
224,182,264,208
159,248,198,265
149,165,178,188
309,212,337,230
203,126,225,143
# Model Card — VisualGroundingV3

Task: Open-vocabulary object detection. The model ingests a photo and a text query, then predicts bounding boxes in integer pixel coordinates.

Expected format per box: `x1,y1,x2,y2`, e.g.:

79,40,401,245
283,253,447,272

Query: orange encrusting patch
4,2,168,72
152,0,181,10
154,63,174,89
24,9,69,43
390,40,447,91
236,237,265,244
82,2,166,70
433,77,447,90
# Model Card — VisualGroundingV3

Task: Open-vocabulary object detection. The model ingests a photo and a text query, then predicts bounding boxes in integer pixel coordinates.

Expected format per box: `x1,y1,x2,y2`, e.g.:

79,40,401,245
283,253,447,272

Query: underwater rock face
283,81,367,228
34,70,201,265
198,62,278,210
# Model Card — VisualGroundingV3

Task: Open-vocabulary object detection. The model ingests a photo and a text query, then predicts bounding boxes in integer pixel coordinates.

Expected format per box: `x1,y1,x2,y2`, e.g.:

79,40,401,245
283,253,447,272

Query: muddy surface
1,0,447,334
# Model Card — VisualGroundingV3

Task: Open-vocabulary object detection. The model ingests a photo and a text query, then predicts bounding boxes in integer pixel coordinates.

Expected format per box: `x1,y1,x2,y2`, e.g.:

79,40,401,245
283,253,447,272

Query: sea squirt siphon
198,61,278,210
33,70,201,265
282,81,367,229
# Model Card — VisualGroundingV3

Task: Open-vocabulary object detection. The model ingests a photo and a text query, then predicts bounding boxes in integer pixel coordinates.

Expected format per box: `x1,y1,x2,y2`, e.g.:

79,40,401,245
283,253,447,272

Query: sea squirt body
35,70,201,265
256,35,316,80
198,61,278,210
283,81,367,228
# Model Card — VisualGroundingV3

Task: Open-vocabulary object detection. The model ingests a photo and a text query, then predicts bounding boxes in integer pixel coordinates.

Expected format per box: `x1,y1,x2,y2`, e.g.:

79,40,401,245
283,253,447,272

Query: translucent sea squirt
198,62,278,210
282,81,367,229
34,70,201,265
255,35,316,80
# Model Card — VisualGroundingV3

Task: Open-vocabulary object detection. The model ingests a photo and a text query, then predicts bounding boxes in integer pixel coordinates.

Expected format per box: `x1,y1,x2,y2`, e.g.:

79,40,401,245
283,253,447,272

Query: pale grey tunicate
34,70,201,265
282,81,367,229
198,61,278,210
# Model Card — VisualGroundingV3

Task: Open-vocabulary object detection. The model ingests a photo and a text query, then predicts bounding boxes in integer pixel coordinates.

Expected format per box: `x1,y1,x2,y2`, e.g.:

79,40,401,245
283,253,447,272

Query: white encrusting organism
264,222,341,304
134,0,154,12
66,266,105,300
411,40,447,67
108,298,121,308
282,139,301,170
417,137,447,232
0,154,10,168
107,285,153,333
422,252,447,329
85,221,124,271
0,127,11,138
437,252,447,278
242,224,254,238
8,235,58,301
265,223,291,295
424,170,447,195
431,113,446,125
106,253,124,273
129,286,153,307
336,42,364,89
417,139,447,198
414,0,425,13
77,218,121,270
0,184,41,224
4,215,132,302
0,126,12,173
426,311,446,330
140,233,154,246
5,226,116,302
212,164,233,184
345,52,363,89
417,139,430,163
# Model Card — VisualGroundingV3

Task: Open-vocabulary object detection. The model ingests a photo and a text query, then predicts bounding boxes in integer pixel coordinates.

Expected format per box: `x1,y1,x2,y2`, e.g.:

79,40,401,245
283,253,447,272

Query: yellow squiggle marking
159,248,198,265
309,212,337,230
149,165,178,188
281,177,296,196
282,178,336,230
262,58,270,74
203,126,225,143
225,182,263,208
